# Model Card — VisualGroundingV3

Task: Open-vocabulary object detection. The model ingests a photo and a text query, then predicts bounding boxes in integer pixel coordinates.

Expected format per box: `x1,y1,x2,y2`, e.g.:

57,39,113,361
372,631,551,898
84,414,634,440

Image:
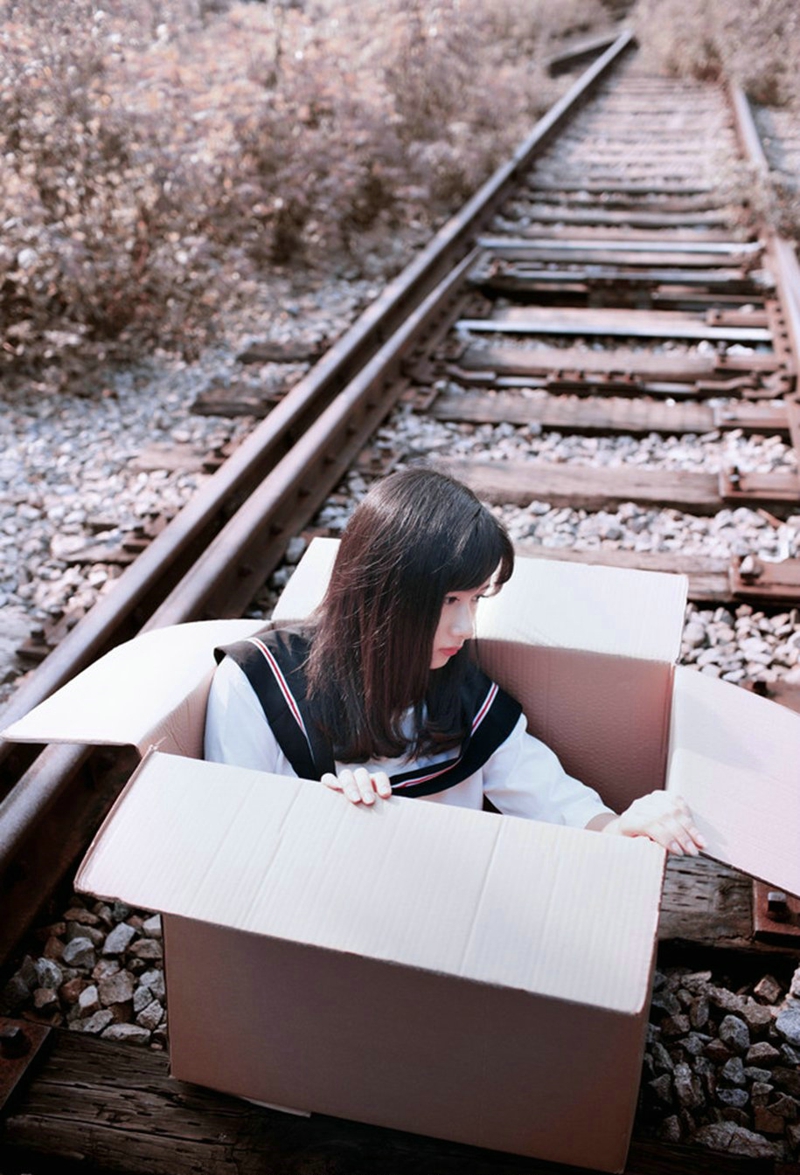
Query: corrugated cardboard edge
667,665,800,896
0,618,265,753
74,745,160,905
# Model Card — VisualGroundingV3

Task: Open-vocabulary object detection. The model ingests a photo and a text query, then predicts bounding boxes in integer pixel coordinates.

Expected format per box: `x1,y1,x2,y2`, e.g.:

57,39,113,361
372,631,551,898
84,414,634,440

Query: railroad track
2,30,800,1175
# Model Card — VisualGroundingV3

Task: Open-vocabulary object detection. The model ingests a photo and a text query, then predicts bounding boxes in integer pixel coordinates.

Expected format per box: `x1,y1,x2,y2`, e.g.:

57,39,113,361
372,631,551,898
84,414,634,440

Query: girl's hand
321,768,392,806
599,791,707,856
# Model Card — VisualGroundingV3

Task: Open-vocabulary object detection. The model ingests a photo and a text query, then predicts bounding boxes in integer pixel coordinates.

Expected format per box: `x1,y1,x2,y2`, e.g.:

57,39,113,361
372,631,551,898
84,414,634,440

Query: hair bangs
444,507,514,595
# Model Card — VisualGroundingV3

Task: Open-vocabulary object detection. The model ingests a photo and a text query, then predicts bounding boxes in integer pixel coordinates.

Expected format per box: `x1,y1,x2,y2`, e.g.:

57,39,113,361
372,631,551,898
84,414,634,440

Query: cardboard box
4,544,800,1173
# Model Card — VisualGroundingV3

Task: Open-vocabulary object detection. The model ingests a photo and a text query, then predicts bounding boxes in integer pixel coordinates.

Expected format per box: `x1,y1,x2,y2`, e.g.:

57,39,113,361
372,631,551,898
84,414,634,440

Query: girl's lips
440,646,462,658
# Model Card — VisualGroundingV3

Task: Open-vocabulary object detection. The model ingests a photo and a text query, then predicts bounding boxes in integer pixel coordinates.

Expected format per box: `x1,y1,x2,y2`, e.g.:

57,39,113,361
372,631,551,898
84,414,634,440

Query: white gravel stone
62,937,96,969
76,1008,115,1035
101,1022,152,1045
776,1007,800,1047
133,984,155,1014
33,957,63,989
103,922,137,956
98,970,135,1007
142,914,162,939
78,985,100,1015
690,1121,779,1158
136,999,165,1031
139,968,166,1001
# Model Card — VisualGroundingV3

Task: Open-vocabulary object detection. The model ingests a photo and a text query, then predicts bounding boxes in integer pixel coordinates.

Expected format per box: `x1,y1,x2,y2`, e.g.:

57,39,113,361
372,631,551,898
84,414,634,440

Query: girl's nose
452,603,475,639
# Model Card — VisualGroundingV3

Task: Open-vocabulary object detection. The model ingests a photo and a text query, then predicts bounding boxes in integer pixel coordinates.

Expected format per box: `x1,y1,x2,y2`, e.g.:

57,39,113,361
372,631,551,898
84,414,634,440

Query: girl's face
430,582,490,670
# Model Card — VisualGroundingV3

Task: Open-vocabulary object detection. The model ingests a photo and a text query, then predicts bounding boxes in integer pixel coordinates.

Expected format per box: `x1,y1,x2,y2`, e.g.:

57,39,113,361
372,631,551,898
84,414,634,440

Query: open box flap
667,666,800,896
276,539,689,664
0,619,263,757
76,750,665,1013
475,553,687,663
472,556,686,813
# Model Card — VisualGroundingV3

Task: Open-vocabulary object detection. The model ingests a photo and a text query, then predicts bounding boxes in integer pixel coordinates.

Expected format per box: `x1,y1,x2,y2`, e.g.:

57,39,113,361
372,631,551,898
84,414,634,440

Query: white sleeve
482,713,614,828
203,656,297,776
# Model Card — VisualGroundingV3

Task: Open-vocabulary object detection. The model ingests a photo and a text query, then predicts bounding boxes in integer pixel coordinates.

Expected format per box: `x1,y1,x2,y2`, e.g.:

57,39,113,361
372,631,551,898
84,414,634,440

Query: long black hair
305,467,514,761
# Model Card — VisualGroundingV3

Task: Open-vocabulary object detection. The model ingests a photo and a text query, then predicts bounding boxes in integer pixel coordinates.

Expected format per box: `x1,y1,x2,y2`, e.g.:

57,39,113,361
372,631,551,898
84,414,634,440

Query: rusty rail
728,84,800,380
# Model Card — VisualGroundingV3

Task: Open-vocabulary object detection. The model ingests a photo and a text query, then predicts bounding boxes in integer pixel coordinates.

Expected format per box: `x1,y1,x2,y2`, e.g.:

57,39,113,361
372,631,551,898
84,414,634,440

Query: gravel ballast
3,897,800,1161
641,964,800,1159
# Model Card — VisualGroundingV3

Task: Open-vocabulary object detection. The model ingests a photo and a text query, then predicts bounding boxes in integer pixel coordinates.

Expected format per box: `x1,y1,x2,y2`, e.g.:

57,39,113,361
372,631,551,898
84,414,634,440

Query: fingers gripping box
4,542,800,1172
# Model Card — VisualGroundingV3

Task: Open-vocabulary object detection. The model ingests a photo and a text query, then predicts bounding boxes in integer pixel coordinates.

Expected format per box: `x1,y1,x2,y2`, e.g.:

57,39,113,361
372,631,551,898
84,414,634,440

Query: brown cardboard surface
77,749,665,1171
668,665,800,896
473,553,683,813
166,916,649,1171
477,642,672,816
1,619,261,756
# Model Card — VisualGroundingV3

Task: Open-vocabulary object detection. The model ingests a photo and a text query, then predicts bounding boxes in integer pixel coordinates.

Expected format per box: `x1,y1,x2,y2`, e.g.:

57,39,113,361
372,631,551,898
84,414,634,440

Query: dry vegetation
0,0,613,387
4,1,797,390
632,0,799,105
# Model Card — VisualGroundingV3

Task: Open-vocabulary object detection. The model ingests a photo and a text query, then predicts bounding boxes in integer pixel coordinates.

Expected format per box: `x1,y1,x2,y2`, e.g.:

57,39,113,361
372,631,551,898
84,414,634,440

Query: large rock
98,970,135,1007
102,922,137,956
62,937,96,969
718,1014,750,1054
776,1006,800,1048
101,1023,151,1046
690,1121,779,1159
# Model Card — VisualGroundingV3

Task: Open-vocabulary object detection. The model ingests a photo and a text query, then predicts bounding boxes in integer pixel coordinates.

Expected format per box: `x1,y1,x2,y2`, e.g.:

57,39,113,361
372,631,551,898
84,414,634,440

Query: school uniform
204,626,611,828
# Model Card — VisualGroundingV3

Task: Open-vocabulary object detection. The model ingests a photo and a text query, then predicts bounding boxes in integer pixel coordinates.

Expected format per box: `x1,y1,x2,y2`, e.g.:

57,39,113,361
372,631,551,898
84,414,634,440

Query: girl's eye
443,589,488,606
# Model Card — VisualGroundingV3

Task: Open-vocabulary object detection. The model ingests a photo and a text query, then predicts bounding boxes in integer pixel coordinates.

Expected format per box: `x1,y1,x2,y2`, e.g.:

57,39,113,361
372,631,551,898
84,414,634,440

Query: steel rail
0,34,636,961
727,83,800,364
728,83,800,408
728,84,771,174
0,27,635,754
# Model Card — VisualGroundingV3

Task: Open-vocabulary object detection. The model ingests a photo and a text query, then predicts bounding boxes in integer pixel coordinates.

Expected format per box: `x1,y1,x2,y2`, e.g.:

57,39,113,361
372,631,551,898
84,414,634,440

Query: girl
205,467,705,855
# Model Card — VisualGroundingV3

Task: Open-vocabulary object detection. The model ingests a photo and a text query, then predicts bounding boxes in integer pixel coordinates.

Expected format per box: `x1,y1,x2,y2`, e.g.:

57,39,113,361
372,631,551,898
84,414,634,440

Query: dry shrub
229,0,568,261
0,0,233,375
1,0,611,382
479,0,612,50
227,3,405,263
632,0,800,107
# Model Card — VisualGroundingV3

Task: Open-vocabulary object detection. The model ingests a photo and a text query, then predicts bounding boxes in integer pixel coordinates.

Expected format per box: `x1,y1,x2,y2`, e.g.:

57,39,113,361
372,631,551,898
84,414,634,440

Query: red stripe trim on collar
393,683,497,789
471,682,497,733
248,636,309,738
